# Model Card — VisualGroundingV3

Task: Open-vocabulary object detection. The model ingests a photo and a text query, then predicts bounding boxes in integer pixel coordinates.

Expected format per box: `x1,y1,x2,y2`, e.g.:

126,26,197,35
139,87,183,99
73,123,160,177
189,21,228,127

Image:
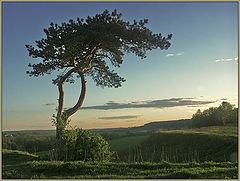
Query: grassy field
157,125,238,138
2,125,238,179
2,149,238,179
109,135,150,152
116,126,238,163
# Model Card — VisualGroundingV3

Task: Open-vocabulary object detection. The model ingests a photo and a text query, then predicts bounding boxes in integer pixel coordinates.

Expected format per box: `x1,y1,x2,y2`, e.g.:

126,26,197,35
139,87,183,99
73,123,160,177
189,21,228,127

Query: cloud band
82,97,216,110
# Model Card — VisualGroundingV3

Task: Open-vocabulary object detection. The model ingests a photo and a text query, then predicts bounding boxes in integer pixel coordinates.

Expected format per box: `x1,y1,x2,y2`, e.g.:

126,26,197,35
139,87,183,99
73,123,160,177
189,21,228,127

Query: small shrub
60,129,113,162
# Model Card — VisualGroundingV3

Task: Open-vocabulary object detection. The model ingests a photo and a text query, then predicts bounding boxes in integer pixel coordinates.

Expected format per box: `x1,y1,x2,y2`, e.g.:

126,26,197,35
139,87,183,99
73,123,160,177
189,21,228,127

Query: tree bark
64,70,86,119
56,67,86,141
57,67,77,116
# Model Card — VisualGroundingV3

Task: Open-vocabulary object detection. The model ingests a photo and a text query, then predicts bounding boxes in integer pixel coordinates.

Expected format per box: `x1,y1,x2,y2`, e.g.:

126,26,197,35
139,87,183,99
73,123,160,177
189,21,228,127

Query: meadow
109,125,238,163
2,124,238,179
2,149,238,179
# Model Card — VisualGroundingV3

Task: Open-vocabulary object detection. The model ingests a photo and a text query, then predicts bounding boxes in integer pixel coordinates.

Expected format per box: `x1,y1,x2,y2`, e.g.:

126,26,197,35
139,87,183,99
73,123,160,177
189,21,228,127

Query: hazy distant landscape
3,102,238,178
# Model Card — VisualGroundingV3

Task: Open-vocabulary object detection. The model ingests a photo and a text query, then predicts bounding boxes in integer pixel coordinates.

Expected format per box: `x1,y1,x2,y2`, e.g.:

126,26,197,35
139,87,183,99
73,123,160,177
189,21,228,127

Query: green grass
2,149,39,164
117,126,238,163
2,150,238,179
2,125,238,179
2,149,40,179
158,125,238,138
109,135,150,152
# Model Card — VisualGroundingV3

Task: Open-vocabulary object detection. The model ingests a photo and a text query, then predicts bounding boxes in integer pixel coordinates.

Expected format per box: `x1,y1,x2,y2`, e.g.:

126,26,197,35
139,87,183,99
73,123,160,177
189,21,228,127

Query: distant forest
191,101,238,128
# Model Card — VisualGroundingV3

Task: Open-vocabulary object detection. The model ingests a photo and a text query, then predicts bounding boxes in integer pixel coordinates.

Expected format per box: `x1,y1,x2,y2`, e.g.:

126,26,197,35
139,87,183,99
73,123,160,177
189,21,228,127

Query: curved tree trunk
55,46,98,160
64,70,86,119
56,67,86,144
56,67,76,141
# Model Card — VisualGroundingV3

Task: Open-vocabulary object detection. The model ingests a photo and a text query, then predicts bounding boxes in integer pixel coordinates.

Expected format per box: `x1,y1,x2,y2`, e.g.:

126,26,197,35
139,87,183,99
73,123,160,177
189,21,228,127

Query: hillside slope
92,119,192,134
116,126,238,163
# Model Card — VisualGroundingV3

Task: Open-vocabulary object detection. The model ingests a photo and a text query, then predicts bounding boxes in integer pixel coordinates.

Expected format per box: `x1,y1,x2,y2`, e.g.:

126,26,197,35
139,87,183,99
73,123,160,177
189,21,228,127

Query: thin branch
83,57,96,73
84,43,101,62
61,67,68,76
73,57,76,67
82,55,96,73
55,62,73,68
82,43,101,72
95,53,111,60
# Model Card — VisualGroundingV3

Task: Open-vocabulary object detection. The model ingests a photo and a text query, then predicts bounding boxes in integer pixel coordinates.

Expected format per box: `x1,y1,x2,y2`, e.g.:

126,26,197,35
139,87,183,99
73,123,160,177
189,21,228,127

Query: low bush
60,129,113,162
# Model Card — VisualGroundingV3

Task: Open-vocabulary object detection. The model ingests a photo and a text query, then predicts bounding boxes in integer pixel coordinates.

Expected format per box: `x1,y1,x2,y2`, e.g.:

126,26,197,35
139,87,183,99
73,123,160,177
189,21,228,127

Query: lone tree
26,9,172,146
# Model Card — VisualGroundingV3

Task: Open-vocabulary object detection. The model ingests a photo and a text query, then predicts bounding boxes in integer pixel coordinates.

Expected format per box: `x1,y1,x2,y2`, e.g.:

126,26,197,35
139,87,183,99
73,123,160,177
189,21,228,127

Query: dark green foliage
109,135,150,152
2,134,56,154
116,126,238,163
26,9,172,87
59,129,113,161
99,132,122,141
2,151,238,179
137,119,192,131
2,149,39,165
191,102,238,128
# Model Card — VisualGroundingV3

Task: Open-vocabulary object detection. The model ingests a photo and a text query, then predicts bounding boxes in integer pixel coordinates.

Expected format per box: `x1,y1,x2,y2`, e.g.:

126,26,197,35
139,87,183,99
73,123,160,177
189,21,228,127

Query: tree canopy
191,102,238,128
26,9,172,88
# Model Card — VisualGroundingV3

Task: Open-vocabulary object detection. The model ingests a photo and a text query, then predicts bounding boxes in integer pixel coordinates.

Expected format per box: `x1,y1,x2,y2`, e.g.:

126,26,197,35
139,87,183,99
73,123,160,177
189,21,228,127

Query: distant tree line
2,134,56,154
191,102,238,128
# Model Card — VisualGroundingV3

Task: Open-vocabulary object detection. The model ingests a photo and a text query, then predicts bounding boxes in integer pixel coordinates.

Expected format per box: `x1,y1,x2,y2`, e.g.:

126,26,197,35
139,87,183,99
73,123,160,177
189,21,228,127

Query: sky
2,2,238,131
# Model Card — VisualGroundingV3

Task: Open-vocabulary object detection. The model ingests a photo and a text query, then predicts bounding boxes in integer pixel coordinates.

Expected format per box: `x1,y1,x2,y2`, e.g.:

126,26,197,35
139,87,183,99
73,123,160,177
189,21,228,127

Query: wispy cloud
44,103,56,106
176,52,184,56
82,97,216,110
98,115,140,120
215,57,238,63
166,52,184,57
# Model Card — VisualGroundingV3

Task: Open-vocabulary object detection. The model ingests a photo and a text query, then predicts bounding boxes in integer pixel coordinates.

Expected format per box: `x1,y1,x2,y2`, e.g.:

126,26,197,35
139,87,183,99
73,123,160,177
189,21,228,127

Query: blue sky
2,2,238,130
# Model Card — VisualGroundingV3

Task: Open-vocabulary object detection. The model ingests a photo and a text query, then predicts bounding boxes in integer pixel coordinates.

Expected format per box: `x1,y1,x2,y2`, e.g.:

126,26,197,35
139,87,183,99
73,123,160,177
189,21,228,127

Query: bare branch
73,57,76,67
